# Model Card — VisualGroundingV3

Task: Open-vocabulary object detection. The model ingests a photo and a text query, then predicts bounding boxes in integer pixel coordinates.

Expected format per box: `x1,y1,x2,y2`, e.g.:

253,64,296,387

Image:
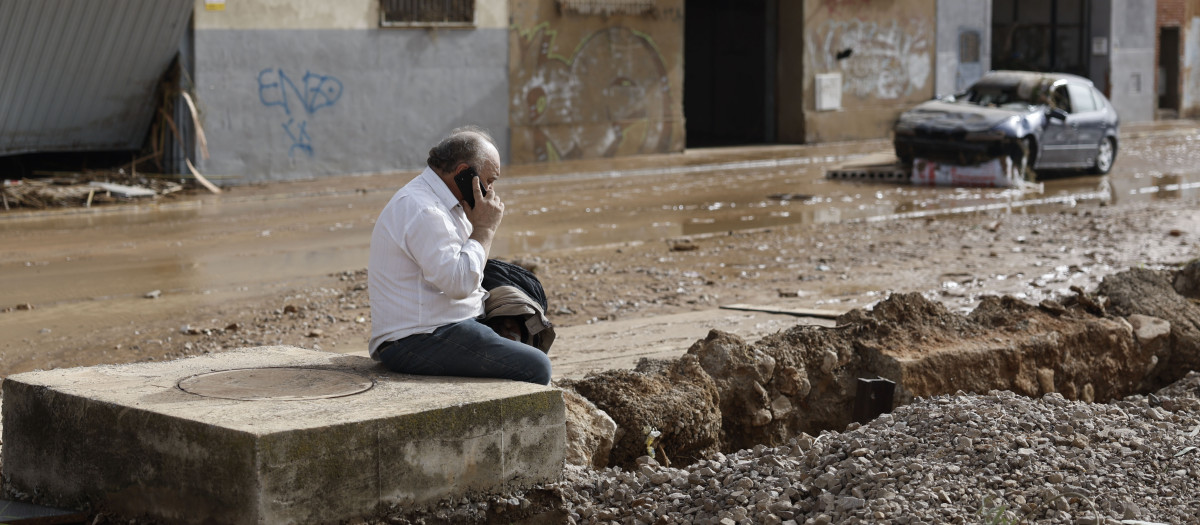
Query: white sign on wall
815,73,842,111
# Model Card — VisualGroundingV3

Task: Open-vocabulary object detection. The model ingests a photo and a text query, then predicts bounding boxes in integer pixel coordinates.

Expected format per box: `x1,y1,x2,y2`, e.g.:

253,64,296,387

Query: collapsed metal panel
0,0,192,155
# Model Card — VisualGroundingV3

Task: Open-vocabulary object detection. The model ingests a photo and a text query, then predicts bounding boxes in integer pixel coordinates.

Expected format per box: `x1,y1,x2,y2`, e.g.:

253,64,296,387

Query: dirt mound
562,355,722,468
1097,261,1200,389
566,291,1161,467
686,330,780,452
753,292,1148,438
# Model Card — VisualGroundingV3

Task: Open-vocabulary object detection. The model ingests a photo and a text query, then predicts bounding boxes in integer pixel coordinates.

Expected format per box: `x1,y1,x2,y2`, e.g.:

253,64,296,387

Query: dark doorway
1159,27,1180,115
685,0,776,147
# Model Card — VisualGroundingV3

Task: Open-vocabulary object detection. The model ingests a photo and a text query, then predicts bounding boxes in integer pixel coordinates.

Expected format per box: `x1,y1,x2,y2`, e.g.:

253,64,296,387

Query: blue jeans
377,319,552,385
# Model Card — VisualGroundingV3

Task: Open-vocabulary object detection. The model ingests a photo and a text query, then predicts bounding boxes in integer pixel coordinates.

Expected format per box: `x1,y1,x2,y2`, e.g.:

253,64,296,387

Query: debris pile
1,174,184,209
551,381,1200,524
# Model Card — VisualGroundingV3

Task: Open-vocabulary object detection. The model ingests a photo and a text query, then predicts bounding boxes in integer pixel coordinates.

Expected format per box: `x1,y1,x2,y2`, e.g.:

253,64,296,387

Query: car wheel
1090,137,1116,174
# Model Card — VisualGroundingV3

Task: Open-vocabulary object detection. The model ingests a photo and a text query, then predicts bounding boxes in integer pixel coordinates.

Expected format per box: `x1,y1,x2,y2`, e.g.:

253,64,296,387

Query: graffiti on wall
806,18,930,100
257,68,343,157
511,23,674,162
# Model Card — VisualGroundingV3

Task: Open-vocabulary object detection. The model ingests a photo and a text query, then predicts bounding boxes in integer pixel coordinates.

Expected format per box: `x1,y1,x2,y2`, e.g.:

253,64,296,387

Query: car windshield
958,84,1040,109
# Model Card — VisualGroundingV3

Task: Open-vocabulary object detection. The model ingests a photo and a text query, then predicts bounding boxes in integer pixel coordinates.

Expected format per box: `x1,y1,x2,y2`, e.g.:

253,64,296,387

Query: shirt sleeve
402,206,486,299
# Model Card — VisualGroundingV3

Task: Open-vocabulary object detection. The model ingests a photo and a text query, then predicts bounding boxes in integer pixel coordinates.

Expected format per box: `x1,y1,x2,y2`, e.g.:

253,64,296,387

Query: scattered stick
158,107,181,148
719,304,846,319
186,159,222,194
180,91,210,160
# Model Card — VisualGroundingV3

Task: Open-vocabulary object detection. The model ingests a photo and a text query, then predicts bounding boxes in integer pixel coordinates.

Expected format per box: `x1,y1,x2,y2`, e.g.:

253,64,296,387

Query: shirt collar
419,166,462,210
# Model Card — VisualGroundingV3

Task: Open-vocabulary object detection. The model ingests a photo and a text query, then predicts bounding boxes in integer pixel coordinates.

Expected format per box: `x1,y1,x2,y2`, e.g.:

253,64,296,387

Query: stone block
2,346,565,524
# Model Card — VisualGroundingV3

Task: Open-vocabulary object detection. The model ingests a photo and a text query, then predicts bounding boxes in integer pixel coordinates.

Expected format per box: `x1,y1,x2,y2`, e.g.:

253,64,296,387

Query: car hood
899,100,1033,133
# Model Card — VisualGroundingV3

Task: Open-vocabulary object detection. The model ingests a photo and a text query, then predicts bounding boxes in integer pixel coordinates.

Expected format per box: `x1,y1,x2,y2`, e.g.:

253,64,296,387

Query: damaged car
893,70,1119,175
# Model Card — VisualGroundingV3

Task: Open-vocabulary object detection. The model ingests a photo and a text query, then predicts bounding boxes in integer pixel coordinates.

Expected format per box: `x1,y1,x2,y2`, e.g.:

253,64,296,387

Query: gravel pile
549,374,1200,525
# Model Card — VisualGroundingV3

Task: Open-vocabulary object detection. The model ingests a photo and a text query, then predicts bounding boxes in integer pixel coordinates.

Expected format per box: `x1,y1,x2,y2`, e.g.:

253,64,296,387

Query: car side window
1050,86,1072,113
1090,86,1107,110
1067,84,1096,113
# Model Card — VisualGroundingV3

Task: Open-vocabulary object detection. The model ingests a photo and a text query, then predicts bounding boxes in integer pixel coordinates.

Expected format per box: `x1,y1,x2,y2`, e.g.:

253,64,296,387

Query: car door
1065,82,1106,167
1038,83,1077,167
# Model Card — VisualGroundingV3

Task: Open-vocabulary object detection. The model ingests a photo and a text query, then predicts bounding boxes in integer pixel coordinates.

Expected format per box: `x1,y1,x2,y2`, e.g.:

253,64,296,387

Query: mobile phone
453,167,488,208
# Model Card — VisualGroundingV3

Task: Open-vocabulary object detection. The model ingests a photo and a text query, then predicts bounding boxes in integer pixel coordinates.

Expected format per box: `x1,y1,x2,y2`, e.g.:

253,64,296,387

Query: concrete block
2,346,565,524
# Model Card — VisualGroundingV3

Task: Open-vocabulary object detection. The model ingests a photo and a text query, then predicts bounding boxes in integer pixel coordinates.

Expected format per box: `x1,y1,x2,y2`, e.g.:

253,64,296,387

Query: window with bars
380,0,475,28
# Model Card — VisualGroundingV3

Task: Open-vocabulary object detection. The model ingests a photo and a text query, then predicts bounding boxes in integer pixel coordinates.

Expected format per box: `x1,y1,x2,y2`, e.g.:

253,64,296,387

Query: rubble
549,383,1200,525
375,372,1200,525
1,173,185,210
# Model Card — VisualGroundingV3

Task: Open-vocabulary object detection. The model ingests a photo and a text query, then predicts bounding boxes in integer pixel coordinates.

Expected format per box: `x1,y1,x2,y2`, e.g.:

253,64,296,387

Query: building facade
1156,0,1200,117
0,0,1164,183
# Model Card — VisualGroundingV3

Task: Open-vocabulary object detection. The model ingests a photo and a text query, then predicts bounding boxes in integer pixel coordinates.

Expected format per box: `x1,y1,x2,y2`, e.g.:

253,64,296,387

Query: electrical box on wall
815,73,842,111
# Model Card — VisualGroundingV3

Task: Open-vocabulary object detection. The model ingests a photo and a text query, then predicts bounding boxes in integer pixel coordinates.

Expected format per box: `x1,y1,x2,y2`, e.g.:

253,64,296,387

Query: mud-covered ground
2,145,1198,523
29,194,1190,379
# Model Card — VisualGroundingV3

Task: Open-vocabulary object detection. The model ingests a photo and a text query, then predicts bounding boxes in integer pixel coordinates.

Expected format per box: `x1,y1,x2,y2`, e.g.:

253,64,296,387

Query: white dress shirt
368,167,487,357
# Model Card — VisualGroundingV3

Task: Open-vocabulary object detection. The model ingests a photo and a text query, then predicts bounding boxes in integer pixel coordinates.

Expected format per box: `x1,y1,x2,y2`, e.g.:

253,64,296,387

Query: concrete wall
1108,0,1158,122
1186,15,1200,115
936,0,992,97
1175,1,1200,117
507,0,685,164
192,0,510,183
800,0,936,144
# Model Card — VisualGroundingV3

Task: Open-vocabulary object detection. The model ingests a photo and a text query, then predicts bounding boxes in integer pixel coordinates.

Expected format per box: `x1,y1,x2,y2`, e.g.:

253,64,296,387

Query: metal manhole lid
178,367,375,401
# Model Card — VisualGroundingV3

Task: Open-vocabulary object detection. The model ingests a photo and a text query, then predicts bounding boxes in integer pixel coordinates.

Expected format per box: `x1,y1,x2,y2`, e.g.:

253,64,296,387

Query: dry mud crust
569,291,1154,468
758,292,1149,438
1097,261,1200,391
562,356,724,469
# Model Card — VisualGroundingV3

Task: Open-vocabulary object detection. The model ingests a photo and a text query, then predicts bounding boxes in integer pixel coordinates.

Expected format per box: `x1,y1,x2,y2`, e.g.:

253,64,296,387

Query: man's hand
464,176,502,256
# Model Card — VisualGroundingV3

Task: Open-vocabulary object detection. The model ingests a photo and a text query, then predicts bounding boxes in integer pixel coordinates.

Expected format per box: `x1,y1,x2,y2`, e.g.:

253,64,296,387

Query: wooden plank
88,181,156,198
719,304,846,319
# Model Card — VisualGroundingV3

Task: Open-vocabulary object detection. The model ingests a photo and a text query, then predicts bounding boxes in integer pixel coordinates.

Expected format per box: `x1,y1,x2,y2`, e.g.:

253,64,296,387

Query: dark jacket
481,260,555,353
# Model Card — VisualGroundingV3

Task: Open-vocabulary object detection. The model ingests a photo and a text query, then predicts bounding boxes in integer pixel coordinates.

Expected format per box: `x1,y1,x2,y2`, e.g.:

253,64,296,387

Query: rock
1037,368,1055,394
775,366,811,398
559,387,617,468
1173,259,1200,298
1128,314,1171,356
670,241,699,252
770,395,793,419
144,290,161,299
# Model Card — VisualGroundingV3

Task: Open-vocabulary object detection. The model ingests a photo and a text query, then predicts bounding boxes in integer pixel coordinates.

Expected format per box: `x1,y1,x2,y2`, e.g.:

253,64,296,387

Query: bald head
426,126,498,175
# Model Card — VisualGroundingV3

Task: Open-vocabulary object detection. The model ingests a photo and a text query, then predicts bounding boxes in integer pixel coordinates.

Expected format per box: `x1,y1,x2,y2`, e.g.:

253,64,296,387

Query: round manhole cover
178,367,375,401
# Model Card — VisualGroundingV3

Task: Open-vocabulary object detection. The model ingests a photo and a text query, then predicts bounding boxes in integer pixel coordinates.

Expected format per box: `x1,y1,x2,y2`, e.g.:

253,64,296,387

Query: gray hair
426,125,496,173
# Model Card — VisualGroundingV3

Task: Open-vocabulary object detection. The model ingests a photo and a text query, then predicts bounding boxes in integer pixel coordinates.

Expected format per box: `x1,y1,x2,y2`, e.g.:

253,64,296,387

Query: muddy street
0,122,1197,379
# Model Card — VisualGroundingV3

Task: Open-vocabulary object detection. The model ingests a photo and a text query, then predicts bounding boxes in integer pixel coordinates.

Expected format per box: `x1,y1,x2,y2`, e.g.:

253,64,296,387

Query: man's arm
403,206,487,300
